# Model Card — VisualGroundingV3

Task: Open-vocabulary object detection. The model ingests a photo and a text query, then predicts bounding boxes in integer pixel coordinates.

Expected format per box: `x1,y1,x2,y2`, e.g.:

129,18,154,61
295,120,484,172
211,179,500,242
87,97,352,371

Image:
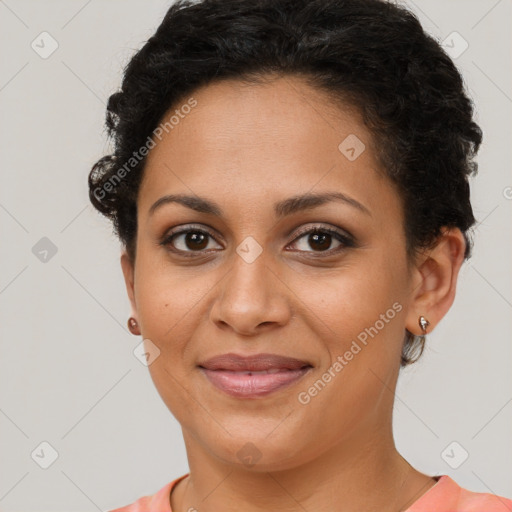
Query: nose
209,249,292,336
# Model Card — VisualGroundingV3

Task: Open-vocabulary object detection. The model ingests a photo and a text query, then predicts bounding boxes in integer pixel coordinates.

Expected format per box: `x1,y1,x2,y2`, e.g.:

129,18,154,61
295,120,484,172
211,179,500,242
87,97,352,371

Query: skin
120,75,466,512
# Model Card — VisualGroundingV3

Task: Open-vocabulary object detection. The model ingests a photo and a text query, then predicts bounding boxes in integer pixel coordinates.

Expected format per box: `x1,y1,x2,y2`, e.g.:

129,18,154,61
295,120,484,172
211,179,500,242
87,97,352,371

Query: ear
405,227,466,336
120,250,137,316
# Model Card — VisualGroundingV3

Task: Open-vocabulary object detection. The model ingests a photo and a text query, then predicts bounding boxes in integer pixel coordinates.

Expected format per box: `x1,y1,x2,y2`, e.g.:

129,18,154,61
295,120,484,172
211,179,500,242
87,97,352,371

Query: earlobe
405,227,466,336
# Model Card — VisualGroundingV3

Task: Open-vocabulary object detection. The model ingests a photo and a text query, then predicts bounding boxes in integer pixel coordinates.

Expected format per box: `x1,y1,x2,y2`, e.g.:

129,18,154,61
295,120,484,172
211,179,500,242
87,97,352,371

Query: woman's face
121,75,424,470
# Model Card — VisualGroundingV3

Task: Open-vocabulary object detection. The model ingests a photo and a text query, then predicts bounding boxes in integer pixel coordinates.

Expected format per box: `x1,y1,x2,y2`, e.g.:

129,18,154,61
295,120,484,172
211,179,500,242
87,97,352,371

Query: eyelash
159,224,355,258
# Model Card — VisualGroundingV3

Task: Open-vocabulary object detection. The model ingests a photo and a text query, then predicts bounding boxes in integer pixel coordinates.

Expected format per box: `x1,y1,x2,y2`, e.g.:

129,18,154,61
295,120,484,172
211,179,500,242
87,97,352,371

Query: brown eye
306,232,332,251
181,232,209,250
288,226,354,255
160,227,222,256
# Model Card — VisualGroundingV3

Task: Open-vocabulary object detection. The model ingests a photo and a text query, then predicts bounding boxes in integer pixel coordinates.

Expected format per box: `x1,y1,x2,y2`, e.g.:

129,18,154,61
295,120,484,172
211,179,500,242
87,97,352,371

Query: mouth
197,353,313,398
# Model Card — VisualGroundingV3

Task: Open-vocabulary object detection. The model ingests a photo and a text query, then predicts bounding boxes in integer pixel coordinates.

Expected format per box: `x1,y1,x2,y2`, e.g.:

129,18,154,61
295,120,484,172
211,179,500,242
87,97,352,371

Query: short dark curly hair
88,0,482,367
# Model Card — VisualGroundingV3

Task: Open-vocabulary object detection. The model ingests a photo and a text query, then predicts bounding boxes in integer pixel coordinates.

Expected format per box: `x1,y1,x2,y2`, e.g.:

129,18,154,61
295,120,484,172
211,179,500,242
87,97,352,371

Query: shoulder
407,475,512,512
108,474,189,512
457,481,512,512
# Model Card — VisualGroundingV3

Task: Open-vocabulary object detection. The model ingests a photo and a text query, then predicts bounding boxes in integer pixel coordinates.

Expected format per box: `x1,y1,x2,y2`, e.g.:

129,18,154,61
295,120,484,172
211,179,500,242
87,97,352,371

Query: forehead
149,75,369,159
138,75,401,226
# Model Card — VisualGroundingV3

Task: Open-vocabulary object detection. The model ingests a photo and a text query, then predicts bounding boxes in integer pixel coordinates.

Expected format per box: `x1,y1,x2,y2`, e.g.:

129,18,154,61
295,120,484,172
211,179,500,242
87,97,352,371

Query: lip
198,353,312,371
198,353,313,399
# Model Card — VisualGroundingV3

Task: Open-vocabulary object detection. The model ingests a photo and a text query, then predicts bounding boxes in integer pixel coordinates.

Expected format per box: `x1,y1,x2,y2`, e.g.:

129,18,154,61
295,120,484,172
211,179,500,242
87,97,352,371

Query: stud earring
127,317,140,335
418,315,430,334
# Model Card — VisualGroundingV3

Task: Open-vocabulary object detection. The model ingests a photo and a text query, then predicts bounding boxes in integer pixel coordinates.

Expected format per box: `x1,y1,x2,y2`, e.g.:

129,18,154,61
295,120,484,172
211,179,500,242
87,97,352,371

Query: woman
88,0,512,510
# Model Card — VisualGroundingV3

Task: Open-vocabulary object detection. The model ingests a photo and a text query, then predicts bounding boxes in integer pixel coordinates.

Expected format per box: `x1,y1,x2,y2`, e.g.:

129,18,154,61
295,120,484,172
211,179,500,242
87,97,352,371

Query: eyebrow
148,191,371,218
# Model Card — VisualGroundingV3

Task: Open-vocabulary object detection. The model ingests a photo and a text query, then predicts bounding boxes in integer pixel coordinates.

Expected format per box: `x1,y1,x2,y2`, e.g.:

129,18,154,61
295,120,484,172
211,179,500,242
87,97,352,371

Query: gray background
0,1,511,511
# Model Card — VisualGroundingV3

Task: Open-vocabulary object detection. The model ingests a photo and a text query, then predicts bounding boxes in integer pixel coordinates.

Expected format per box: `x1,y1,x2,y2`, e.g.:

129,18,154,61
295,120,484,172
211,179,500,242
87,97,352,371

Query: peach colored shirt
109,473,512,512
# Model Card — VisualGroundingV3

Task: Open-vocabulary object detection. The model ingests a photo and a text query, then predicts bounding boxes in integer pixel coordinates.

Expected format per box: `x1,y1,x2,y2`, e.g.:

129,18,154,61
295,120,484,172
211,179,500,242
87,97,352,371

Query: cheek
295,257,407,400
134,246,212,340
133,265,208,420
302,261,403,343
292,272,405,441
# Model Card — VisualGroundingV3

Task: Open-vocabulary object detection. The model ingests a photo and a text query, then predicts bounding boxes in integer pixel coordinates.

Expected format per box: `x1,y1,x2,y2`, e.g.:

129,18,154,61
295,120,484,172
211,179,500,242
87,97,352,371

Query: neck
172,423,436,512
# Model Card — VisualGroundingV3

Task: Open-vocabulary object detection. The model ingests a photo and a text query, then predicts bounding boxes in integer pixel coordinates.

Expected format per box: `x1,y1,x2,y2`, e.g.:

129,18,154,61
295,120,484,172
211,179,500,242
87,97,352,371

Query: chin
205,432,308,472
